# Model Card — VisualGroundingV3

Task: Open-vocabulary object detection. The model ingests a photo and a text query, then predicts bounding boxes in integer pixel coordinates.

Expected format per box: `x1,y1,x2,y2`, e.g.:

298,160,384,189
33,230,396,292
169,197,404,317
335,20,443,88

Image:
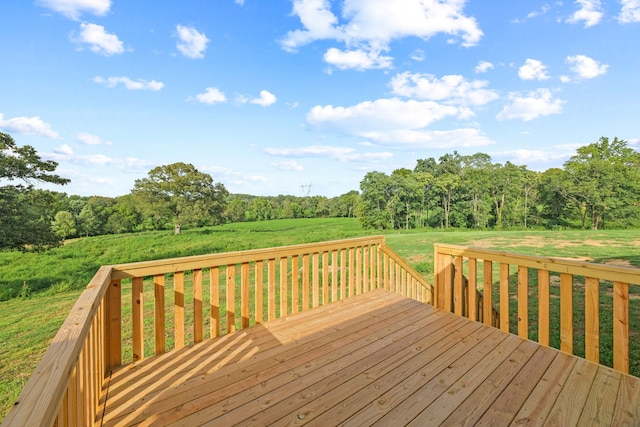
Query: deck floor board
101,289,640,426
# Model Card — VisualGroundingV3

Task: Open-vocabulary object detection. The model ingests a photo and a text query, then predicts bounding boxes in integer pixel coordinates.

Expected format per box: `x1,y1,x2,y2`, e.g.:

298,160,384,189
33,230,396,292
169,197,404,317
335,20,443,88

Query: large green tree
247,197,275,221
487,161,526,229
0,132,70,250
358,171,392,229
460,153,493,228
329,190,360,218
51,210,76,239
224,198,248,223
132,162,228,234
107,195,142,234
562,137,640,229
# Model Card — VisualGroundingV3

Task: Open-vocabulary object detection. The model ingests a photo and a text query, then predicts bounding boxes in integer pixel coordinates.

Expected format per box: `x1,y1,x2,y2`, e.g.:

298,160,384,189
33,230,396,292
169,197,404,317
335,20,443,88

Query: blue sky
1,0,638,198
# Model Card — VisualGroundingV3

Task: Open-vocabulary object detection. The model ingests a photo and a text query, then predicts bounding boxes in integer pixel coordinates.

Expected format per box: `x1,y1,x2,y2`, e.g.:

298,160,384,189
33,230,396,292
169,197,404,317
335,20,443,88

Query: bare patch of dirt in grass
408,254,428,263
468,235,622,251
469,236,548,249
555,239,620,248
476,237,626,250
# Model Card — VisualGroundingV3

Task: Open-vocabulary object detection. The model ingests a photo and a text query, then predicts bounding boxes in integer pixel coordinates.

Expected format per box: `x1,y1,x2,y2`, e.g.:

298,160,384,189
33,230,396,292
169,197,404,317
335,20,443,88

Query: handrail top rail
434,243,640,285
111,236,386,280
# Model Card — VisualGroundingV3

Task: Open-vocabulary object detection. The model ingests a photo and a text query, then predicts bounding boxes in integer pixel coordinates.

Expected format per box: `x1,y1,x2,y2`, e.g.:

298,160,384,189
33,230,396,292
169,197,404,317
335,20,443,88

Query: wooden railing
434,243,640,375
2,236,431,427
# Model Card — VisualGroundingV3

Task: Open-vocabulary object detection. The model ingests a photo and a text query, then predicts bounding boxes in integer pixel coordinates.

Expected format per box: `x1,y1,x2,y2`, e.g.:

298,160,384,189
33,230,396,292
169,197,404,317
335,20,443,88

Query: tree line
44,187,359,241
1,131,639,252
358,137,640,230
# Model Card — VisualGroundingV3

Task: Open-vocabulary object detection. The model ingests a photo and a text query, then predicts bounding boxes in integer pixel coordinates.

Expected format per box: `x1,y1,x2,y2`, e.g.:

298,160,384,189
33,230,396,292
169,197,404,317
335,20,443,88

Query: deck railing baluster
210,267,220,338
499,263,510,333
560,272,573,354
226,265,236,333
312,253,319,307
538,269,550,346
193,269,203,343
255,261,264,322
153,274,165,355
132,277,144,361
322,251,329,305
174,271,185,350
241,262,250,328
468,258,478,321
331,250,338,302
302,254,310,310
291,256,299,313
614,281,630,373
518,266,529,339
454,256,463,316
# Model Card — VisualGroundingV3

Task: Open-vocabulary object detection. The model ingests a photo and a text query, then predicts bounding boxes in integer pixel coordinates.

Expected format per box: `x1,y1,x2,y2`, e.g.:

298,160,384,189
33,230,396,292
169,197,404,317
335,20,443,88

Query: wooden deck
101,289,640,426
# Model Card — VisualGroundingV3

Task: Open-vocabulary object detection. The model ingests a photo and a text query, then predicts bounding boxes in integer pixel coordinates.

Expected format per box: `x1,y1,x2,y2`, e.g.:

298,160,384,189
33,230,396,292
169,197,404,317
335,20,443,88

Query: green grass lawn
1,220,640,421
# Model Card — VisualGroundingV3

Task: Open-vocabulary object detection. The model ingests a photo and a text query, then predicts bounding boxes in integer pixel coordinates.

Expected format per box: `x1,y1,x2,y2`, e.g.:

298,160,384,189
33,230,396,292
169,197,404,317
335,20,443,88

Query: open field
1,219,640,420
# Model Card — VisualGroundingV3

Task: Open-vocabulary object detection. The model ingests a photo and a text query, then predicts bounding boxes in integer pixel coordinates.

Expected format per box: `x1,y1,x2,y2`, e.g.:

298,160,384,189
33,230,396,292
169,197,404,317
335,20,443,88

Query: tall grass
1,220,640,420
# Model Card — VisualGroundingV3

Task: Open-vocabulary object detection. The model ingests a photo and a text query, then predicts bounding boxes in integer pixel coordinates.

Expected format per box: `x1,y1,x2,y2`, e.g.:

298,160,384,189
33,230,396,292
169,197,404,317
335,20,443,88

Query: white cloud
512,5,551,23
492,148,572,166
54,144,74,155
0,113,61,139
37,0,110,20
270,161,304,171
235,0,245,4
625,138,640,150
176,25,210,59
389,72,498,106
250,90,277,107
307,98,471,135
279,0,342,52
411,49,425,62
47,149,152,171
496,89,565,121
475,61,494,74
619,0,640,23
360,128,495,149
93,76,164,90
76,132,112,145
305,96,495,149
265,145,393,162
323,47,393,70
567,0,603,27
518,59,550,80
61,170,114,185
341,0,483,46
200,165,268,187
280,0,482,70
191,87,227,104
71,23,124,56
565,54,608,79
